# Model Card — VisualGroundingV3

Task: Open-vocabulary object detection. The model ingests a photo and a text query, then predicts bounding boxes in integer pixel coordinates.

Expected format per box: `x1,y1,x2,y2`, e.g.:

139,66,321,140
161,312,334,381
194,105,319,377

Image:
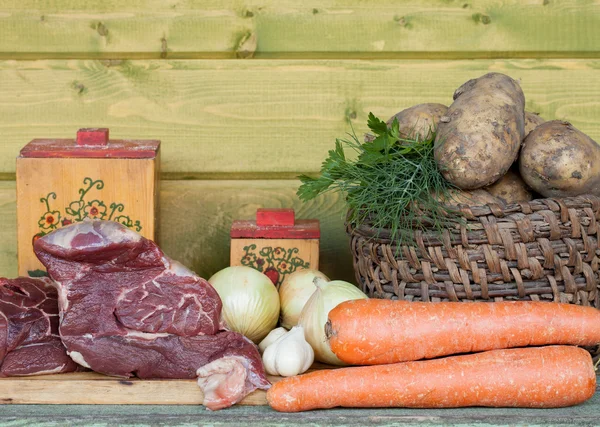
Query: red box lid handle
256,208,295,226
76,128,109,146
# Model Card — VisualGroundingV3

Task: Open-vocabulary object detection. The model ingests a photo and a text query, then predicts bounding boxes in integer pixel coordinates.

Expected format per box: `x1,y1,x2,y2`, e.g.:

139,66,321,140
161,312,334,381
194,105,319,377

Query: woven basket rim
347,193,600,309
346,194,600,244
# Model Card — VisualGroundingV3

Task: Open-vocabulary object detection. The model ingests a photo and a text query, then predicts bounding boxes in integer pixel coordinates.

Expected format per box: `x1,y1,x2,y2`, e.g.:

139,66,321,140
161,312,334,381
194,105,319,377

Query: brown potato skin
364,103,448,143
485,169,533,204
519,120,600,198
434,73,525,190
386,103,448,140
524,112,545,137
435,189,504,207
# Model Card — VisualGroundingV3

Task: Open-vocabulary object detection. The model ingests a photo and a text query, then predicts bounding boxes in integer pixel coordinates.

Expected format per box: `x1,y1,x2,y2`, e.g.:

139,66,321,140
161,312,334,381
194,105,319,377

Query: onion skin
279,269,330,329
208,266,280,344
299,278,367,365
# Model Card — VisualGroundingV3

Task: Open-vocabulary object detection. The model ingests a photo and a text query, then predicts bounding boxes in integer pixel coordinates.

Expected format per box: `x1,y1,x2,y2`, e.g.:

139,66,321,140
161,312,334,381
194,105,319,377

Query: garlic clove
258,327,288,354
300,340,315,373
262,340,279,375
272,339,306,377
261,325,314,377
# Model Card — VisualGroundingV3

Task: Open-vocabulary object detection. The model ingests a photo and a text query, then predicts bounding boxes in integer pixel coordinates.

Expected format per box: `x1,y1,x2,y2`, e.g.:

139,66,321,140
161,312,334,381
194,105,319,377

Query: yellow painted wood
16,157,159,275
0,180,353,283
230,238,319,288
0,1,599,59
0,363,334,405
1,59,600,177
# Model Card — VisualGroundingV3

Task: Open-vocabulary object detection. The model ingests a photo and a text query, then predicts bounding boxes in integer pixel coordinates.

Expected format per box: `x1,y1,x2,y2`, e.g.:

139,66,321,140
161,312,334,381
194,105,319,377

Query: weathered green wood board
0,180,353,282
1,59,600,178
0,395,599,427
0,183,17,279
1,0,599,59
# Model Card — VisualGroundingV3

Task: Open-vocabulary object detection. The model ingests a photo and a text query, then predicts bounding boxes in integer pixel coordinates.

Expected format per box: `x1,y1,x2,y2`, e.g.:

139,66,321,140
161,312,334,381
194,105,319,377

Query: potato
386,103,448,140
434,73,525,190
519,120,600,198
364,103,447,142
485,169,533,204
434,189,504,207
524,111,545,136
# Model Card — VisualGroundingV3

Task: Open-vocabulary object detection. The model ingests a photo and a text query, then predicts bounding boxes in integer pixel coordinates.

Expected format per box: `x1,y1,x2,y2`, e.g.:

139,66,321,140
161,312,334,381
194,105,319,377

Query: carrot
327,299,600,365
267,346,596,412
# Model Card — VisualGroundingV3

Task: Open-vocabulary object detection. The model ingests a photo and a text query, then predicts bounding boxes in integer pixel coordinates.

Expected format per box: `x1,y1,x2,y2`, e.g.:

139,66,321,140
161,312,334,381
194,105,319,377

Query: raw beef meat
0,277,80,376
34,220,270,410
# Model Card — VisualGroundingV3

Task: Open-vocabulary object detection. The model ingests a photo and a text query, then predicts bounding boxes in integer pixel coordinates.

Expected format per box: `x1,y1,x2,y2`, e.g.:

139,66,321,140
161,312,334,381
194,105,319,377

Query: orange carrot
327,299,600,365
267,346,595,412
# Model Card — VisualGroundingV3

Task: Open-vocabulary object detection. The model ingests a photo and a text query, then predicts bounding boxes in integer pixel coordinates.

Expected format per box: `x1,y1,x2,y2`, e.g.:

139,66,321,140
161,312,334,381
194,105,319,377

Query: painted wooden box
230,209,320,288
16,128,160,276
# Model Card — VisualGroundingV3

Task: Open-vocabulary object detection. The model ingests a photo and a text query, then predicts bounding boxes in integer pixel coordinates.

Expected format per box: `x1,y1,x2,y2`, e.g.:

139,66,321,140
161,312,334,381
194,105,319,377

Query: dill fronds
297,113,461,247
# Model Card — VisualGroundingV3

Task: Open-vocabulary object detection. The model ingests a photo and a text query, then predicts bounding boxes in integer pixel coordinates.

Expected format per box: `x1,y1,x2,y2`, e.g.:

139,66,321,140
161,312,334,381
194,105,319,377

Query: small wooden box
230,209,320,288
16,128,160,276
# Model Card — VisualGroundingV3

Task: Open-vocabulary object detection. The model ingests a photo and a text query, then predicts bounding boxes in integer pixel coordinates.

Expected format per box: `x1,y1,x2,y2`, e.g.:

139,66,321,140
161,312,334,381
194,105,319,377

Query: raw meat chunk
0,277,79,376
34,220,270,409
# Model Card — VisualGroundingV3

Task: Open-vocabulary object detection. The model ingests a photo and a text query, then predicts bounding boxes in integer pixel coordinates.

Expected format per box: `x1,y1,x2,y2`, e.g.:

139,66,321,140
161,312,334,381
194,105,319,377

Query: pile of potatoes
380,72,600,206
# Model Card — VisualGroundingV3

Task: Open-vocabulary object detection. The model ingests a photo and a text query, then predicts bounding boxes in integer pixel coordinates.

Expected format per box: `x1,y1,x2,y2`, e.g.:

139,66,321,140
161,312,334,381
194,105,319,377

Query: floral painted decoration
33,177,142,244
241,244,310,287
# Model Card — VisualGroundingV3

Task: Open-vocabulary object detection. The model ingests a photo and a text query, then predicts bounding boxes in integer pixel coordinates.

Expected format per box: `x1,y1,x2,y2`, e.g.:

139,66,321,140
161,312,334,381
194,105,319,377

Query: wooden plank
0,182,17,279
1,1,600,59
0,375,211,405
1,403,600,427
0,373,268,405
0,363,334,405
0,180,355,283
1,59,600,177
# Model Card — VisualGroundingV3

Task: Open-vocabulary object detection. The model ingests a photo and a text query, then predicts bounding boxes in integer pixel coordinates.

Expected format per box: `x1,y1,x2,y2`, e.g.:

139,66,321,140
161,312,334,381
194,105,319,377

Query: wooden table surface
0,401,599,427
1,387,599,427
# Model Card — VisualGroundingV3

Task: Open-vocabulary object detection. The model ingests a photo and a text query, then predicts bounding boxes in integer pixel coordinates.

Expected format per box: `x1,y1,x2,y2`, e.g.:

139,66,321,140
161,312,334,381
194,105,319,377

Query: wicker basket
347,195,600,306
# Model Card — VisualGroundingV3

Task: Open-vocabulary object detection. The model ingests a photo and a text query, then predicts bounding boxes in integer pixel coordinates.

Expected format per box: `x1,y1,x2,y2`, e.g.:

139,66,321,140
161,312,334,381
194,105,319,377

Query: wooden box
16,128,160,276
230,208,320,288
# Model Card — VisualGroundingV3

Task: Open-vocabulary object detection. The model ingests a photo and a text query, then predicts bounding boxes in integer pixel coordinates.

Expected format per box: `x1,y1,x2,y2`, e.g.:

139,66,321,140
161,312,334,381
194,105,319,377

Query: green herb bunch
297,113,460,246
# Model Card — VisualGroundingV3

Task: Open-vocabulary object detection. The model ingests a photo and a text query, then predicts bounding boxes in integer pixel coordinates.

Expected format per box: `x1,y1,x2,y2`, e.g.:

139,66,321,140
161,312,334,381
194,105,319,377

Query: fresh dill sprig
297,112,461,247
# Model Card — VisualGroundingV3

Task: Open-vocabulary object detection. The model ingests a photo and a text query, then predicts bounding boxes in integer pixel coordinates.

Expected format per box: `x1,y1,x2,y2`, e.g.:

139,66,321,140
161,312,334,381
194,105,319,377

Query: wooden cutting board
0,364,333,405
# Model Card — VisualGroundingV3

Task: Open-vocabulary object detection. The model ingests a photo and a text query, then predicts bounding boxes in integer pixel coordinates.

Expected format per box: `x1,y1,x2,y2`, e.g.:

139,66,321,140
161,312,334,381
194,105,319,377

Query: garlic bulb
299,277,367,365
279,269,330,329
262,326,314,377
258,327,288,353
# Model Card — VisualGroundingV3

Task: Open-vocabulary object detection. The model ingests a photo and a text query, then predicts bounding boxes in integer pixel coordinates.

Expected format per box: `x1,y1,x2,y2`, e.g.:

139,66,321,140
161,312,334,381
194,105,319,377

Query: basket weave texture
347,195,600,306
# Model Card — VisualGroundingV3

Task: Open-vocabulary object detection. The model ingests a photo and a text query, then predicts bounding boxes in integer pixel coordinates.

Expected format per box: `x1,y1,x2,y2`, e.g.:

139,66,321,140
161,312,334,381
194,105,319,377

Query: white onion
299,277,367,365
208,266,280,344
279,269,330,329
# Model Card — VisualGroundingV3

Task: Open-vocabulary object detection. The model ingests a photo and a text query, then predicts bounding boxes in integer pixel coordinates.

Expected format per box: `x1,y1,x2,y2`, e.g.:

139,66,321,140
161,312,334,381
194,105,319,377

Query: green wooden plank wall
1,1,600,58
0,0,599,281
